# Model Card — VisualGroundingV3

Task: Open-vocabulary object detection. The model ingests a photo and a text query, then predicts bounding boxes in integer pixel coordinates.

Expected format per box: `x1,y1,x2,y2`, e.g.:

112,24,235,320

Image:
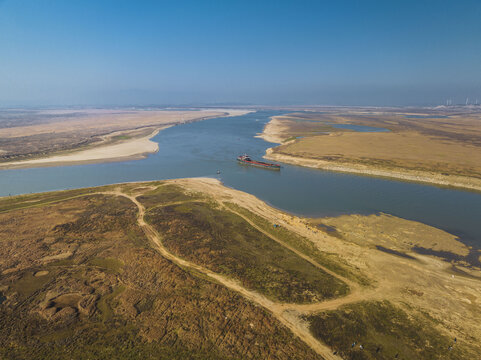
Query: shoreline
264,148,481,193
257,116,481,193
1,178,480,357
255,115,288,143
0,109,253,170
0,126,167,170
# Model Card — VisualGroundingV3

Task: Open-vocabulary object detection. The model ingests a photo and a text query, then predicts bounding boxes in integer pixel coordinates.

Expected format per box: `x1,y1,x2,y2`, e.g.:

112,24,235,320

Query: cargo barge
237,154,281,170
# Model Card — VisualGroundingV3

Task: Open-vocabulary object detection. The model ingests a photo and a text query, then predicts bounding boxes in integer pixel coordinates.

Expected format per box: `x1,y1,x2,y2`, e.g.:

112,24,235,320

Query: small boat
237,154,281,170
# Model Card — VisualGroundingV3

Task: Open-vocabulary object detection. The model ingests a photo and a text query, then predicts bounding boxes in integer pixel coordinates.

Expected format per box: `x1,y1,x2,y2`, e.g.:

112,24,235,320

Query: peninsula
259,107,481,192
1,178,480,359
0,108,251,169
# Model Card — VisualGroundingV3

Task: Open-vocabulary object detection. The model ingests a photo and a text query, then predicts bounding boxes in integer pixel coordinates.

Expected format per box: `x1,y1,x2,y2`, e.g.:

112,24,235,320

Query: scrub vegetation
307,301,469,359
145,200,349,303
137,183,206,209
0,184,319,360
1,179,480,359
223,202,371,286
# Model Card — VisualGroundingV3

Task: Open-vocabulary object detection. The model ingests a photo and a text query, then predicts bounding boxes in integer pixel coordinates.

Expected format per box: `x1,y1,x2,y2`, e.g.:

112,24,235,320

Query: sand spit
258,114,481,192
208,108,254,117
0,127,166,169
0,109,252,170
255,116,287,144
264,149,481,192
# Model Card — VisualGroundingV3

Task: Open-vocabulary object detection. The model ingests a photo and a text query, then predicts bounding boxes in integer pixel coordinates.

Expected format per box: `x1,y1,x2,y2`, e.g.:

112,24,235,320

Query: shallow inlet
1,110,480,248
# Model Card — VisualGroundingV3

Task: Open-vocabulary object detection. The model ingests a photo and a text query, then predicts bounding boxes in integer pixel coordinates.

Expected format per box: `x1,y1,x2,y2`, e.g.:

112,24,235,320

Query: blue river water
1,110,480,248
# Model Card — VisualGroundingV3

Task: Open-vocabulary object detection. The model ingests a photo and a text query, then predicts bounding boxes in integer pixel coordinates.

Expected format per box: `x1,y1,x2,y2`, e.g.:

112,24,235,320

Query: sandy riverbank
0,109,253,170
0,126,168,169
255,116,287,143
258,114,481,192
264,149,481,192
1,177,480,357
165,178,481,357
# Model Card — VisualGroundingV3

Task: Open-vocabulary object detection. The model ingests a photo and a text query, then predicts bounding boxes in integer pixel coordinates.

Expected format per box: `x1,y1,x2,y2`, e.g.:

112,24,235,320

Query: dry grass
0,183,320,360
261,109,481,189
310,213,471,259
145,200,349,303
278,131,481,178
1,179,481,359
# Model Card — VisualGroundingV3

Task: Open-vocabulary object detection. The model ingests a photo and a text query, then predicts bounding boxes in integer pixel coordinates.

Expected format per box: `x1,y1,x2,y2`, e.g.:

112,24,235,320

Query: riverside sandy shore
0,109,252,169
167,178,481,357
264,149,481,192
2,177,480,357
255,116,287,143
0,126,167,169
258,115,481,193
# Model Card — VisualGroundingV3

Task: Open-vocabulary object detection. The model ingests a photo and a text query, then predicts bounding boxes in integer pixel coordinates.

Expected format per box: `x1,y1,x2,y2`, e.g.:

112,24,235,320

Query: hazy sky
1,0,480,106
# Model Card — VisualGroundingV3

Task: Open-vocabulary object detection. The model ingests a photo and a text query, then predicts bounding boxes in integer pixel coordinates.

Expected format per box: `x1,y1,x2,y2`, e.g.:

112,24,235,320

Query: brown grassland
0,178,480,359
261,108,481,191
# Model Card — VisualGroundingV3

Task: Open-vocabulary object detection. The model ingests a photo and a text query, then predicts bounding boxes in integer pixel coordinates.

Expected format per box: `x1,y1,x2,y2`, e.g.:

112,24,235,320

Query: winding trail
17,187,381,359
224,206,358,288
5,182,479,358
223,206,383,313
99,188,383,360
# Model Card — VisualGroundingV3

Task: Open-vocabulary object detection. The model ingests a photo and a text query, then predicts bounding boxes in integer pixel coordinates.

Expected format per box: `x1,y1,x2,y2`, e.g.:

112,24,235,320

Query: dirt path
95,188,395,359
223,206,358,289
96,189,341,359
223,205,384,315
7,182,481,358
100,188,391,360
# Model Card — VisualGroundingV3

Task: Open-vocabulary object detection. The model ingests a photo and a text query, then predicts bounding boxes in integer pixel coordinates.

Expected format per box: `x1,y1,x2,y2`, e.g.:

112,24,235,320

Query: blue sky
1,0,480,106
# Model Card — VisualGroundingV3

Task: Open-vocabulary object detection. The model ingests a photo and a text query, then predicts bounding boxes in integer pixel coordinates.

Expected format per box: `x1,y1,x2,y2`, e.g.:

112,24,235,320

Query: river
1,110,480,248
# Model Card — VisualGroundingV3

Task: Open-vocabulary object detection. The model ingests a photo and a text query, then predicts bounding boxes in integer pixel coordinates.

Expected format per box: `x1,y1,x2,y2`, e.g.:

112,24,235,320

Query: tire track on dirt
99,189,381,360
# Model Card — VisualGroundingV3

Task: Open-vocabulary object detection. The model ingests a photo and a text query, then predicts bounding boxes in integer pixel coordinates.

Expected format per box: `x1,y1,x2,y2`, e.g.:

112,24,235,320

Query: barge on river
237,154,281,170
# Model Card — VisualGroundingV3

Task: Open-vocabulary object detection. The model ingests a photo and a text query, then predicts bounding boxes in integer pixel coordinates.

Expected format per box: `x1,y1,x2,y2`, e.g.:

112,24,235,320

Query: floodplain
1,178,480,359
261,107,481,191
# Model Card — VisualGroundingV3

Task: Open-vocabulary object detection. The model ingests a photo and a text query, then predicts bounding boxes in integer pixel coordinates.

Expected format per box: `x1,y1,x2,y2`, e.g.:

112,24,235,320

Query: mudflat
0,178,480,359
260,108,481,191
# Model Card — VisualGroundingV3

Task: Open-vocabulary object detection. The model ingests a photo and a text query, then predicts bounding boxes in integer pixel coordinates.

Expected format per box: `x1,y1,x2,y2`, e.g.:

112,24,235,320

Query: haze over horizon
1,0,480,107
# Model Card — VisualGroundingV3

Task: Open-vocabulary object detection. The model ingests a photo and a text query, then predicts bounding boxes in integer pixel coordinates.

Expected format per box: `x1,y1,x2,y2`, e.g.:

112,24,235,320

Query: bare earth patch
311,212,470,257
